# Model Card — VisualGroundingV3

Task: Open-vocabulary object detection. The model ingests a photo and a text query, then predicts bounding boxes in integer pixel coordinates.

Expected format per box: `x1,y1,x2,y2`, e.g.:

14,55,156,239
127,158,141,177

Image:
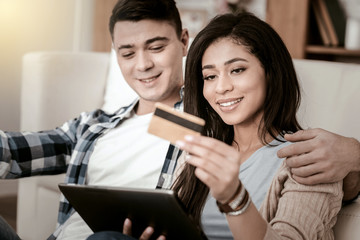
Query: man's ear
180,29,190,56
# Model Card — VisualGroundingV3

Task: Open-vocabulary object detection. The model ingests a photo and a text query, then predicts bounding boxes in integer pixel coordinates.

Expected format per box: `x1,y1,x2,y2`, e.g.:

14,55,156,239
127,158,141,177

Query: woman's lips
217,97,244,107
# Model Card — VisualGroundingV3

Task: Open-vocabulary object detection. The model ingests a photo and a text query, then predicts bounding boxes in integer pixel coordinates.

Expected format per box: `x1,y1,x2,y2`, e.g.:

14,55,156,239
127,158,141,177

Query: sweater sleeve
260,162,343,240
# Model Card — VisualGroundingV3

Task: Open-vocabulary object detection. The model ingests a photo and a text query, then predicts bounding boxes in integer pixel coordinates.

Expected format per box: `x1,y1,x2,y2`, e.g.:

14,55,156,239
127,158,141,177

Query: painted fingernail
184,135,194,141
176,140,185,148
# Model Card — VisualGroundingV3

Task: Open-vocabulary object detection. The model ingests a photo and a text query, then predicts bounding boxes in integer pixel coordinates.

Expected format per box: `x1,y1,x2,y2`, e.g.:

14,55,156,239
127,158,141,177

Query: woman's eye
232,67,245,74
203,75,216,81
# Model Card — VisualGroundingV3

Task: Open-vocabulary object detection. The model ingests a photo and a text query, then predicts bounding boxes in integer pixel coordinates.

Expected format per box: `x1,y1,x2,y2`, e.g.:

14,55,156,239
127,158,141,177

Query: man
279,128,360,201
0,0,188,239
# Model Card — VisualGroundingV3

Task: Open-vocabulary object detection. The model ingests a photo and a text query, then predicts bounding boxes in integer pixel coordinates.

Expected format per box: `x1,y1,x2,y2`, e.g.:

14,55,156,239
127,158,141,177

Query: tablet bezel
58,183,204,240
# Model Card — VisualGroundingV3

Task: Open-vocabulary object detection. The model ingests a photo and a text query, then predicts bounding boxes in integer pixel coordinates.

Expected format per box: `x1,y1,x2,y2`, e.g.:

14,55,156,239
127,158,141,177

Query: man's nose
136,51,154,71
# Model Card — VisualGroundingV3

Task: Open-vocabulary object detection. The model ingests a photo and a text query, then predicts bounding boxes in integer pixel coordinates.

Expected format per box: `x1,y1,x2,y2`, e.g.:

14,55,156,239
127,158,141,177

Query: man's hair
109,0,182,40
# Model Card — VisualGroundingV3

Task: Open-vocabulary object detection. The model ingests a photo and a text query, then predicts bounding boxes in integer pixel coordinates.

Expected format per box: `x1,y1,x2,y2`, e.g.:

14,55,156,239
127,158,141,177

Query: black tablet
58,184,205,240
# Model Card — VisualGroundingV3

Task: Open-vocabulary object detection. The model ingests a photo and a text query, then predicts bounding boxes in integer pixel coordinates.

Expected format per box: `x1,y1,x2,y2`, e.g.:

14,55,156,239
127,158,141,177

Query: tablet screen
58,184,205,240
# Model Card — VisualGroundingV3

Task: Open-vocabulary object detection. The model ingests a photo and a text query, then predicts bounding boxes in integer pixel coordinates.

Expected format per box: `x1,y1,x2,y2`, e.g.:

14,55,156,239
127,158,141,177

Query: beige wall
0,0,95,131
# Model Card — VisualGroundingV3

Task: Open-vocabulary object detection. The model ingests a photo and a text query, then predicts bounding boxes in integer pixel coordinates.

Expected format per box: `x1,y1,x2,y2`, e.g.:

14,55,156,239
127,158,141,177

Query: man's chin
138,94,164,103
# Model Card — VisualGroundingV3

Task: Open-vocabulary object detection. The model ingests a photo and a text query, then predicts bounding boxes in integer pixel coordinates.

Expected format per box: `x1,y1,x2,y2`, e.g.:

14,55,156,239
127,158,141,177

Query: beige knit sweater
260,161,343,239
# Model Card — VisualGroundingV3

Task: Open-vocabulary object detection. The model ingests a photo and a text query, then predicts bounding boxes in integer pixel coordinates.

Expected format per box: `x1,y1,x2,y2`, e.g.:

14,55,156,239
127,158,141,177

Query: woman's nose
216,74,234,94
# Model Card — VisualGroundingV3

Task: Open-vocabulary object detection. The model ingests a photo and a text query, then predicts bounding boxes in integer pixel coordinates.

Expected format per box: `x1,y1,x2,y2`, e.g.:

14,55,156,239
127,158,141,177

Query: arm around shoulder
280,128,360,185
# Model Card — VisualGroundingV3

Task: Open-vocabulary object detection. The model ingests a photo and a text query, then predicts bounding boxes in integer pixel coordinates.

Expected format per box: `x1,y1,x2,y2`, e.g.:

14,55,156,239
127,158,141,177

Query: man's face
113,20,188,111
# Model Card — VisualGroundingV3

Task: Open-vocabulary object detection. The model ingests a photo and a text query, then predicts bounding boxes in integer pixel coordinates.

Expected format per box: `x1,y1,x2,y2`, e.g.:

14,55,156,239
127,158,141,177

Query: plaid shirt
0,98,183,239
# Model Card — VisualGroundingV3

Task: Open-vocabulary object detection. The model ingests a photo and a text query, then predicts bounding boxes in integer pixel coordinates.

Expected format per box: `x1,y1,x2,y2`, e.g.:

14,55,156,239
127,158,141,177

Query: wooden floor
0,195,17,231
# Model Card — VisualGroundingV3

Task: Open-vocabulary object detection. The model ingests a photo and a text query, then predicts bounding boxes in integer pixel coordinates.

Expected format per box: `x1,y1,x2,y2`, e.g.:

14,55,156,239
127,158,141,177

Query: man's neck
135,86,184,115
135,98,181,115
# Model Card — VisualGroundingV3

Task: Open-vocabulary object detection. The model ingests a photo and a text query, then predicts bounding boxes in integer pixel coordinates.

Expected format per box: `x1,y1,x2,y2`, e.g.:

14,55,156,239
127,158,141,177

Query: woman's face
201,37,266,127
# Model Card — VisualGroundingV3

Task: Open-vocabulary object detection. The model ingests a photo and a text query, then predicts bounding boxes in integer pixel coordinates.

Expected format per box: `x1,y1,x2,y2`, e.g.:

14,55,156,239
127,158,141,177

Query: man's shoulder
83,101,138,122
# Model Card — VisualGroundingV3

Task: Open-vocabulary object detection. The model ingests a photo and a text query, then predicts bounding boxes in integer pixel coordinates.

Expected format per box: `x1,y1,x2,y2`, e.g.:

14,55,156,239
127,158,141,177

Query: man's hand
278,128,360,185
123,218,166,240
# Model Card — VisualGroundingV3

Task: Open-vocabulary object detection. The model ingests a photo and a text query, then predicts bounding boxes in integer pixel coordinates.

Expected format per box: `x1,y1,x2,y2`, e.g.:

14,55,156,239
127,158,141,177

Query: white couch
17,51,360,240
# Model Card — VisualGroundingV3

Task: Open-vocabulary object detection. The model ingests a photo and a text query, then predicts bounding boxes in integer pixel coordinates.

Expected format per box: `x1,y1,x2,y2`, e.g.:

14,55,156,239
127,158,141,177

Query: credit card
148,102,205,145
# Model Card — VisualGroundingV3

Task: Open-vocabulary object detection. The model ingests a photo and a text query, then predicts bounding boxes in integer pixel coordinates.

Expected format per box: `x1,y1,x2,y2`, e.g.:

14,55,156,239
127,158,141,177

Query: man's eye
150,45,164,51
121,52,134,58
203,75,216,81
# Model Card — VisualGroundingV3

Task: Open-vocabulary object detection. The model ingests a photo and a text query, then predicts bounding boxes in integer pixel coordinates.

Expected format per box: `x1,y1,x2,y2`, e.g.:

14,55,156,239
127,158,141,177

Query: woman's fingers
186,154,237,185
177,137,239,184
186,135,239,159
177,135,239,164
177,135,241,202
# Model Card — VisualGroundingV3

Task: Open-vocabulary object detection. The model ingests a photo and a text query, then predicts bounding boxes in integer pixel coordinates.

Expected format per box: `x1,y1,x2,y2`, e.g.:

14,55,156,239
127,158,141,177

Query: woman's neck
232,118,272,164
233,127,262,160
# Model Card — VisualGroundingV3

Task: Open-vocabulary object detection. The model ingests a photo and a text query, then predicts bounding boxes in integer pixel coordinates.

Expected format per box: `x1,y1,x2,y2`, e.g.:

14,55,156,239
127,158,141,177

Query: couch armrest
17,52,110,239
16,174,65,240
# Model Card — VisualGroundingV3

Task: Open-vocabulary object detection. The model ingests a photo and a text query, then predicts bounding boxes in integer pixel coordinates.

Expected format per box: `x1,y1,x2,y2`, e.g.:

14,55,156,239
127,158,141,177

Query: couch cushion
21,52,109,131
294,59,360,139
102,49,137,113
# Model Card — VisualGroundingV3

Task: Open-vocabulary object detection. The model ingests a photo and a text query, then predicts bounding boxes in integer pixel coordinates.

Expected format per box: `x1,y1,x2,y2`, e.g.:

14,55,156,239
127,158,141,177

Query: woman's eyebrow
202,64,215,70
202,57,248,70
224,57,248,65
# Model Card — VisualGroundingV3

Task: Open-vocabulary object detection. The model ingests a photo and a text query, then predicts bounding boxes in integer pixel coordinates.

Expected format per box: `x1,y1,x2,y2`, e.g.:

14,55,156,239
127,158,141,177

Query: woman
88,12,343,240
173,12,342,239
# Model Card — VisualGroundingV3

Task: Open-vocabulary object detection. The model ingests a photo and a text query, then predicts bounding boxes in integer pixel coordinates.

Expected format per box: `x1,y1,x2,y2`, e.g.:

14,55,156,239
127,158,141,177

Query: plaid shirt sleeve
0,110,102,179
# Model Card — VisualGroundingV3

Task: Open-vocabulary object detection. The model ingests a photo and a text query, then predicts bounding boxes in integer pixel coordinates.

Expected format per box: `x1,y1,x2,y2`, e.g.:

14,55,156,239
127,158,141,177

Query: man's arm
343,171,360,201
277,128,360,198
0,129,73,178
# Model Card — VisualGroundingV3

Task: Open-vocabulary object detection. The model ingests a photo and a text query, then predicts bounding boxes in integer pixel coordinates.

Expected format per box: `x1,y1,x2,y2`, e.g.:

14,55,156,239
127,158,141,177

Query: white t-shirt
58,111,170,240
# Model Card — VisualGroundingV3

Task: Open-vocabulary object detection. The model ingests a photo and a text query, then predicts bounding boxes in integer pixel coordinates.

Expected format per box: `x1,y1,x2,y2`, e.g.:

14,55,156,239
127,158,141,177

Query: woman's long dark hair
172,12,302,226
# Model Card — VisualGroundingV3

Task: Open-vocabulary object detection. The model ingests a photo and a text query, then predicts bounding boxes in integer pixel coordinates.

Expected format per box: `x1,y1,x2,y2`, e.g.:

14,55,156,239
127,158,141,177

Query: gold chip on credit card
148,102,205,145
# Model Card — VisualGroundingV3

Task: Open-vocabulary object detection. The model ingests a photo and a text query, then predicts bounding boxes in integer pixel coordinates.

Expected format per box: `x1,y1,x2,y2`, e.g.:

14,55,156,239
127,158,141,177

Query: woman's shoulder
254,137,291,161
271,160,343,200
260,159,343,239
